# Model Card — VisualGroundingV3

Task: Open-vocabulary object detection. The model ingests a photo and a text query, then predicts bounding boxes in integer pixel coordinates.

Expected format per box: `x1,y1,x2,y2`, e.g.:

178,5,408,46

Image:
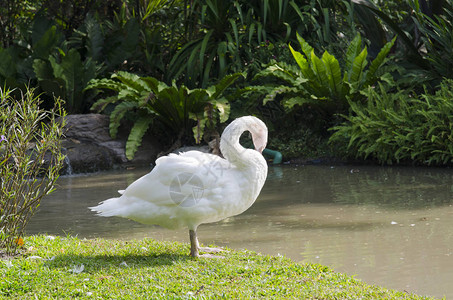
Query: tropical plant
0,87,66,255
33,48,99,113
253,32,396,115
354,0,453,85
330,79,453,165
168,0,346,88
87,71,243,159
410,0,453,80
0,14,103,113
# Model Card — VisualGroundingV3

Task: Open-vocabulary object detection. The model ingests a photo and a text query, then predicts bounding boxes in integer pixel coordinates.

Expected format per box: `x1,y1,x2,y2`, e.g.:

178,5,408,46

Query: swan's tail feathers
89,197,122,217
118,189,125,195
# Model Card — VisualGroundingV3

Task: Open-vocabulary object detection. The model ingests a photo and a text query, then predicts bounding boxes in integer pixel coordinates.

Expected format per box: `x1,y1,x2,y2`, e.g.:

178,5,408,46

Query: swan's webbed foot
189,229,225,258
199,246,224,253
198,246,226,258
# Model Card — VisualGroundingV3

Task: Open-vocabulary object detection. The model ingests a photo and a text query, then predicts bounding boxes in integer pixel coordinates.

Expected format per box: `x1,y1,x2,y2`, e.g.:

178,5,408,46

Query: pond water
26,165,453,299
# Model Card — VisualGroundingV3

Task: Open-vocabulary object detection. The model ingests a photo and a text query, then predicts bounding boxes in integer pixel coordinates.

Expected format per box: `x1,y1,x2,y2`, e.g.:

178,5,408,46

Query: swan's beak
252,130,267,154
255,145,265,153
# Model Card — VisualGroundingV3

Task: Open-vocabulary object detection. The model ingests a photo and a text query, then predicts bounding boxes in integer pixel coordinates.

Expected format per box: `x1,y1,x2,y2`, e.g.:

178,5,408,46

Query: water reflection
26,165,453,298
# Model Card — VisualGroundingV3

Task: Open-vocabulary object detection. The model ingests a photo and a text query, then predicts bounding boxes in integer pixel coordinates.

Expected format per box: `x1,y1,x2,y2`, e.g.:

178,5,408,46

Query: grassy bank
0,235,433,299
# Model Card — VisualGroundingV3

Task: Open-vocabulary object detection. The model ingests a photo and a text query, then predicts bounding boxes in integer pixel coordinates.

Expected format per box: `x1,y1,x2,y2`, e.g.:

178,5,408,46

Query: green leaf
296,32,313,58
0,48,17,78
85,78,129,93
322,51,342,97
114,71,150,93
210,72,244,99
349,47,368,85
345,34,362,73
284,96,318,109
49,49,84,111
289,44,308,74
212,97,230,123
90,96,119,113
311,51,328,88
126,116,153,160
364,36,396,86
199,30,214,74
193,118,207,144
85,15,104,61
109,101,137,138
254,63,300,85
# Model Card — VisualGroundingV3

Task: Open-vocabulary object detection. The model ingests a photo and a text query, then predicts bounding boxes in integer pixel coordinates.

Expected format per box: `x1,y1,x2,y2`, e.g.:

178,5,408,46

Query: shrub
0,87,66,255
87,72,243,159
253,33,396,117
330,79,453,165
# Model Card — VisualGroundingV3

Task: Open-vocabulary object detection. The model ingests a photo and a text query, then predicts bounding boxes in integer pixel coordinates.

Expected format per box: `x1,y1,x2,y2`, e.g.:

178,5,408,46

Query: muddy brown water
26,165,453,298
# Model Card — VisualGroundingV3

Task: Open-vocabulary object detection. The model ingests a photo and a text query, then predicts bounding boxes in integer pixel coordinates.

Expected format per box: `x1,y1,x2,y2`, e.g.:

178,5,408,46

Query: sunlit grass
0,235,435,299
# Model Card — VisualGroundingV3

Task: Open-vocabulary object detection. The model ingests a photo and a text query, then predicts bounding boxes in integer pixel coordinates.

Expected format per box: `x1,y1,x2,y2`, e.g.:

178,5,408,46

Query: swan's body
90,116,268,257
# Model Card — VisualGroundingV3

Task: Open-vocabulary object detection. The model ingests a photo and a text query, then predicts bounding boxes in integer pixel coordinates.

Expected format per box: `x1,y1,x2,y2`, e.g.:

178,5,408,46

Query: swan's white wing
91,151,244,229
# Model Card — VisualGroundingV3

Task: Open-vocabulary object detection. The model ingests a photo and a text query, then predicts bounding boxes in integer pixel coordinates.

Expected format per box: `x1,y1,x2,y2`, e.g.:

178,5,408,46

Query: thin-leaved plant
0,87,66,255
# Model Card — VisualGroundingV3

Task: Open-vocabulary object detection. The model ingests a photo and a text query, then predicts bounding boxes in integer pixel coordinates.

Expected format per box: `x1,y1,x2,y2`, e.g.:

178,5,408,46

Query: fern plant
254,33,396,115
87,72,243,160
330,79,453,165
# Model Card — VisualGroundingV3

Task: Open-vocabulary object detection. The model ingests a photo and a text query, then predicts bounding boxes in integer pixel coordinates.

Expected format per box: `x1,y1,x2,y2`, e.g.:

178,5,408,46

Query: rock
62,139,114,173
61,114,162,173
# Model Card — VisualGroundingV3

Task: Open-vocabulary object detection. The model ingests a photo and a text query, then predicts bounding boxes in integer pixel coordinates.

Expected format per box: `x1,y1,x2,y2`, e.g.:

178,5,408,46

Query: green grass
0,235,434,299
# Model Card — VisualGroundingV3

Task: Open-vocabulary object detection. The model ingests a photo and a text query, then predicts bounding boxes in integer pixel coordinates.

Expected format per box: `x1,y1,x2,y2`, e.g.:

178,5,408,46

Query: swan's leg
189,229,224,258
189,230,199,257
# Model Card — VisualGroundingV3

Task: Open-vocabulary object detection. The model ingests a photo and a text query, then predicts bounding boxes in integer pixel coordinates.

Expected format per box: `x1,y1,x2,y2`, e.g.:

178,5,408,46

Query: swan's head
244,116,268,153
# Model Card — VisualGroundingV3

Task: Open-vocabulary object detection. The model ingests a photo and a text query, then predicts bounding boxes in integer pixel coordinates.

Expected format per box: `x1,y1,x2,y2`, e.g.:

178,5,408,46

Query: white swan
90,116,268,257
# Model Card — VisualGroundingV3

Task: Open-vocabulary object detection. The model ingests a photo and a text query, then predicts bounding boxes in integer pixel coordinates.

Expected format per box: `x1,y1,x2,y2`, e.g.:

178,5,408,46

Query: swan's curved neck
220,120,252,167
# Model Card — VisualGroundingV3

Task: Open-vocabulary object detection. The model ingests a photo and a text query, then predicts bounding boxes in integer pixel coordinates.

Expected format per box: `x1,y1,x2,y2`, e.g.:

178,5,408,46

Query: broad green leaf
254,63,299,84
212,97,230,123
345,34,362,73
349,47,368,85
114,71,150,93
34,25,61,59
210,72,244,99
0,48,16,78
284,96,319,109
84,78,129,92
90,96,119,113
296,32,313,58
85,15,104,61
109,101,137,138
311,51,328,88
322,51,342,97
126,116,153,160
289,45,314,80
364,36,396,86
193,118,207,144
49,49,84,111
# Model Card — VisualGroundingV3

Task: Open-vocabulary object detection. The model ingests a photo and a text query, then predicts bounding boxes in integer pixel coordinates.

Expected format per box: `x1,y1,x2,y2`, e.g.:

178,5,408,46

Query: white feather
90,116,268,237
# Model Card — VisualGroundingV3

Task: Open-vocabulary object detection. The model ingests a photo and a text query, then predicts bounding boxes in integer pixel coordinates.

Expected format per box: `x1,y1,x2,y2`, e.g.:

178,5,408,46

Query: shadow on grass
46,252,193,271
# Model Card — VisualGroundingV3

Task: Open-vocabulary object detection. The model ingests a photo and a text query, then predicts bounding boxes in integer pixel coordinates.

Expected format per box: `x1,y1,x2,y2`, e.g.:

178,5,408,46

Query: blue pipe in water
262,148,282,164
